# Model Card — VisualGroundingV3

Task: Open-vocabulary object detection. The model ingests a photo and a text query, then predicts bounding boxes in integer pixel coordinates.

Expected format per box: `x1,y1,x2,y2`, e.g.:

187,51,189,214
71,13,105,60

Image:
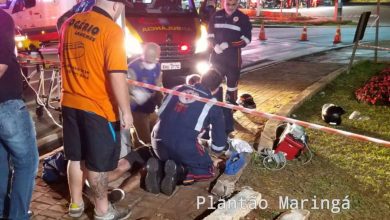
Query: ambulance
1,0,76,50
2,0,210,86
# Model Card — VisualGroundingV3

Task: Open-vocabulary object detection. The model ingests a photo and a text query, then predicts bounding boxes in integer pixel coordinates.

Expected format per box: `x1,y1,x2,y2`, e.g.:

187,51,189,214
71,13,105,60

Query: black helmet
321,104,346,125
237,93,256,109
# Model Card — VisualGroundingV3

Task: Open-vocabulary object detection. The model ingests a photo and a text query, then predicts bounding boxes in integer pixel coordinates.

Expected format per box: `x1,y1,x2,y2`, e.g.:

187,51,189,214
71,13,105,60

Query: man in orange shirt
59,0,133,219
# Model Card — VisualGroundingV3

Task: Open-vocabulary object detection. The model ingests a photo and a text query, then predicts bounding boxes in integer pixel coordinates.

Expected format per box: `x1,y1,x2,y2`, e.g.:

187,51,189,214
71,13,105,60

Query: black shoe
145,157,162,194
160,160,178,196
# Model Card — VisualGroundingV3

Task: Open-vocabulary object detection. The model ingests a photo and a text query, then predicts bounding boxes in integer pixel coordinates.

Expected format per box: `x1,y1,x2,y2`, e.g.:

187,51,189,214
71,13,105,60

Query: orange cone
300,26,308,41
333,25,342,44
258,23,267,41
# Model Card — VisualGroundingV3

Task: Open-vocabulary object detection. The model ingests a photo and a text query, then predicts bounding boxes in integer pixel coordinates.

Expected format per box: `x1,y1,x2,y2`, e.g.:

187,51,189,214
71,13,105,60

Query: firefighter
145,69,228,196
207,0,252,134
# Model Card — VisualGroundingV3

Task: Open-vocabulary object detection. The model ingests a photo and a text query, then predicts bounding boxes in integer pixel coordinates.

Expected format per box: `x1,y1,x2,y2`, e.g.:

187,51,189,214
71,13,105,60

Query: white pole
256,0,261,17
374,0,380,63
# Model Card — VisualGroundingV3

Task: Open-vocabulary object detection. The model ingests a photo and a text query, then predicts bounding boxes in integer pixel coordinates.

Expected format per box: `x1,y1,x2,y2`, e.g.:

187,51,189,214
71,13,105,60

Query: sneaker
145,157,162,194
94,203,131,220
68,202,85,218
160,160,178,196
108,188,125,204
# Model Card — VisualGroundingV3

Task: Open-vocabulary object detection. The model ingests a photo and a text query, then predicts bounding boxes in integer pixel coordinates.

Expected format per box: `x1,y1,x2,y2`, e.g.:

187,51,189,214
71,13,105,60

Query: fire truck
123,0,209,87
2,0,209,87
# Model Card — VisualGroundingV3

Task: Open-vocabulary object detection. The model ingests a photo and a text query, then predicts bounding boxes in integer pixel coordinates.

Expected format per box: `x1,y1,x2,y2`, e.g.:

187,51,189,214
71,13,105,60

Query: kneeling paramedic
145,69,228,196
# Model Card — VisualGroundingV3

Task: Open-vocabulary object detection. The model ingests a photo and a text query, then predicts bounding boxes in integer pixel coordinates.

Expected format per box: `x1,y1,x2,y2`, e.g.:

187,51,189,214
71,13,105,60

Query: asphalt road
243,25,390,69
262,5,390,26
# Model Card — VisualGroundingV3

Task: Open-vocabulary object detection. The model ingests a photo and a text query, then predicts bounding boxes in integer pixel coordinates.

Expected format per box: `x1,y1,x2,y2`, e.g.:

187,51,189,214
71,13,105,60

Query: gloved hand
213,44,223,54
132,88,152,105
219,42,228,50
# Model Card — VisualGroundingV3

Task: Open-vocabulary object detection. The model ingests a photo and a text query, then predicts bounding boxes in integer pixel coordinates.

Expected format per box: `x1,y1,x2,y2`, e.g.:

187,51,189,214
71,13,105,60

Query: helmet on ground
237,93,256,109
321,103,346,125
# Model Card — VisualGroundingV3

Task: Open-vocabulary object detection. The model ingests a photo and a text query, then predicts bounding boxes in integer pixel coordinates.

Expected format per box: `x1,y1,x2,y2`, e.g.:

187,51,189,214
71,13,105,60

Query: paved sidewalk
30,51,347,219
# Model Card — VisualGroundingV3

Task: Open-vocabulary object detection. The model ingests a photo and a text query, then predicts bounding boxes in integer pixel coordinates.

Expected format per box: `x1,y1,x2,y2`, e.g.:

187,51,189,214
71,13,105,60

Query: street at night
1,1,389,219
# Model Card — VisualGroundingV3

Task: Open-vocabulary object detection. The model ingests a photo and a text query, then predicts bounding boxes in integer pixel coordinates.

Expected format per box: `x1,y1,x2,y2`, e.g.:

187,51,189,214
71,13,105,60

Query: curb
258,66,347,151
37,132,63,156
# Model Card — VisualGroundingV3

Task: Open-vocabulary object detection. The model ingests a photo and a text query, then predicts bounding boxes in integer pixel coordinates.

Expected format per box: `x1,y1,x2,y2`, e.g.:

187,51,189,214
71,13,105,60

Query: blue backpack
224,151,246,175
42,151,68,183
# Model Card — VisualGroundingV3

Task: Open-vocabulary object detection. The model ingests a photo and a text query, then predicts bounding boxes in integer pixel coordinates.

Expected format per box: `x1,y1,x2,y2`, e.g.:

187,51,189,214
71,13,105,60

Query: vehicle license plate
161,62,181,70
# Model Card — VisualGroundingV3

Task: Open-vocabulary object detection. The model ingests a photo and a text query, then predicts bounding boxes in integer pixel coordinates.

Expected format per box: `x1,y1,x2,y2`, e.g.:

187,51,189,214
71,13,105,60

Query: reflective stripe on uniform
211,144,225,152
226,87,238,92
194,98,216,131
214,23,241,32
208,33,215,38
240,35,250,44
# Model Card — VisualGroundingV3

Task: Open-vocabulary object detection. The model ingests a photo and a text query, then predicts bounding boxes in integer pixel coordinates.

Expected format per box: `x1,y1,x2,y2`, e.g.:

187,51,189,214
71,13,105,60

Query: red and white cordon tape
313,14,378,19
17,53,60,65
128,79,390,148
358,43,390,51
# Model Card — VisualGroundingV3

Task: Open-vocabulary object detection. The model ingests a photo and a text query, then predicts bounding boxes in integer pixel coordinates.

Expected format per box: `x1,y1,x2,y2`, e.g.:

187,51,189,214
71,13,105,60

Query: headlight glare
196,61,211,75
195,25,209,54
125,28,143,58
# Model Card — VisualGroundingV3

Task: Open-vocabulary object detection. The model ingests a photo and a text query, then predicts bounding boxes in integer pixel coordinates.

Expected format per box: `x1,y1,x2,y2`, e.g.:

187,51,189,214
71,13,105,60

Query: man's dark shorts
62,106,121,172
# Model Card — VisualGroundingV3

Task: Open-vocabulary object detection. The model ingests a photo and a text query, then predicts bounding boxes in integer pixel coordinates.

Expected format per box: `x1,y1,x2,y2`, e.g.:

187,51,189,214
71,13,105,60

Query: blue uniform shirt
155,83,227,153
129,58,161,113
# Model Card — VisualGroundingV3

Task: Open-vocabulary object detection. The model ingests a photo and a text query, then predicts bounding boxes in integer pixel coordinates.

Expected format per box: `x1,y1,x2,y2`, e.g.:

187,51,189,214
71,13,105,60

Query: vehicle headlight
15,35,27,48
195,25,209,54
125,28,143,58
15,35,27,42
196,61,211,75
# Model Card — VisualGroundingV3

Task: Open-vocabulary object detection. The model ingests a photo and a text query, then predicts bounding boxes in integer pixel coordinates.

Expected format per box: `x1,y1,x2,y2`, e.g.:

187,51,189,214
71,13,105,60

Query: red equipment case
274,134,305,160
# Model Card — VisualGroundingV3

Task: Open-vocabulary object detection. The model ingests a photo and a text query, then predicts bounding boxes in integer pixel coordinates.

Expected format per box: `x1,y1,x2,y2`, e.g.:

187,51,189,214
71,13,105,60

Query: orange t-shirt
60,7,127,122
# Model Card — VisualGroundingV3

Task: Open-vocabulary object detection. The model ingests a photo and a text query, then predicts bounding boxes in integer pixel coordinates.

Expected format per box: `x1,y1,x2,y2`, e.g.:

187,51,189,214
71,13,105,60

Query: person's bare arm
109,72,133,129
0,64,8,79
127,68,136,93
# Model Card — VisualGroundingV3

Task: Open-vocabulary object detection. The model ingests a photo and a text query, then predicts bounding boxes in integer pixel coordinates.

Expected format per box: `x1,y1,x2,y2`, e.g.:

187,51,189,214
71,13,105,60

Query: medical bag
274,133,306,160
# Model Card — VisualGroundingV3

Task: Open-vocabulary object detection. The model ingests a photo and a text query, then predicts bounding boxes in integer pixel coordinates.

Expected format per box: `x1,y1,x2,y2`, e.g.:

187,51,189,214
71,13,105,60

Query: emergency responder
145,69,228,196
207,0,252,134
128,42,163,148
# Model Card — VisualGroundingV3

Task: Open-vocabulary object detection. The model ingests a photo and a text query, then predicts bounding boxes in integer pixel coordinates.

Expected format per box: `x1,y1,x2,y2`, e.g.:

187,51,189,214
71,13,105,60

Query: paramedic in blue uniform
145,69,228,196
207,0,252,134
128,42,162,148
